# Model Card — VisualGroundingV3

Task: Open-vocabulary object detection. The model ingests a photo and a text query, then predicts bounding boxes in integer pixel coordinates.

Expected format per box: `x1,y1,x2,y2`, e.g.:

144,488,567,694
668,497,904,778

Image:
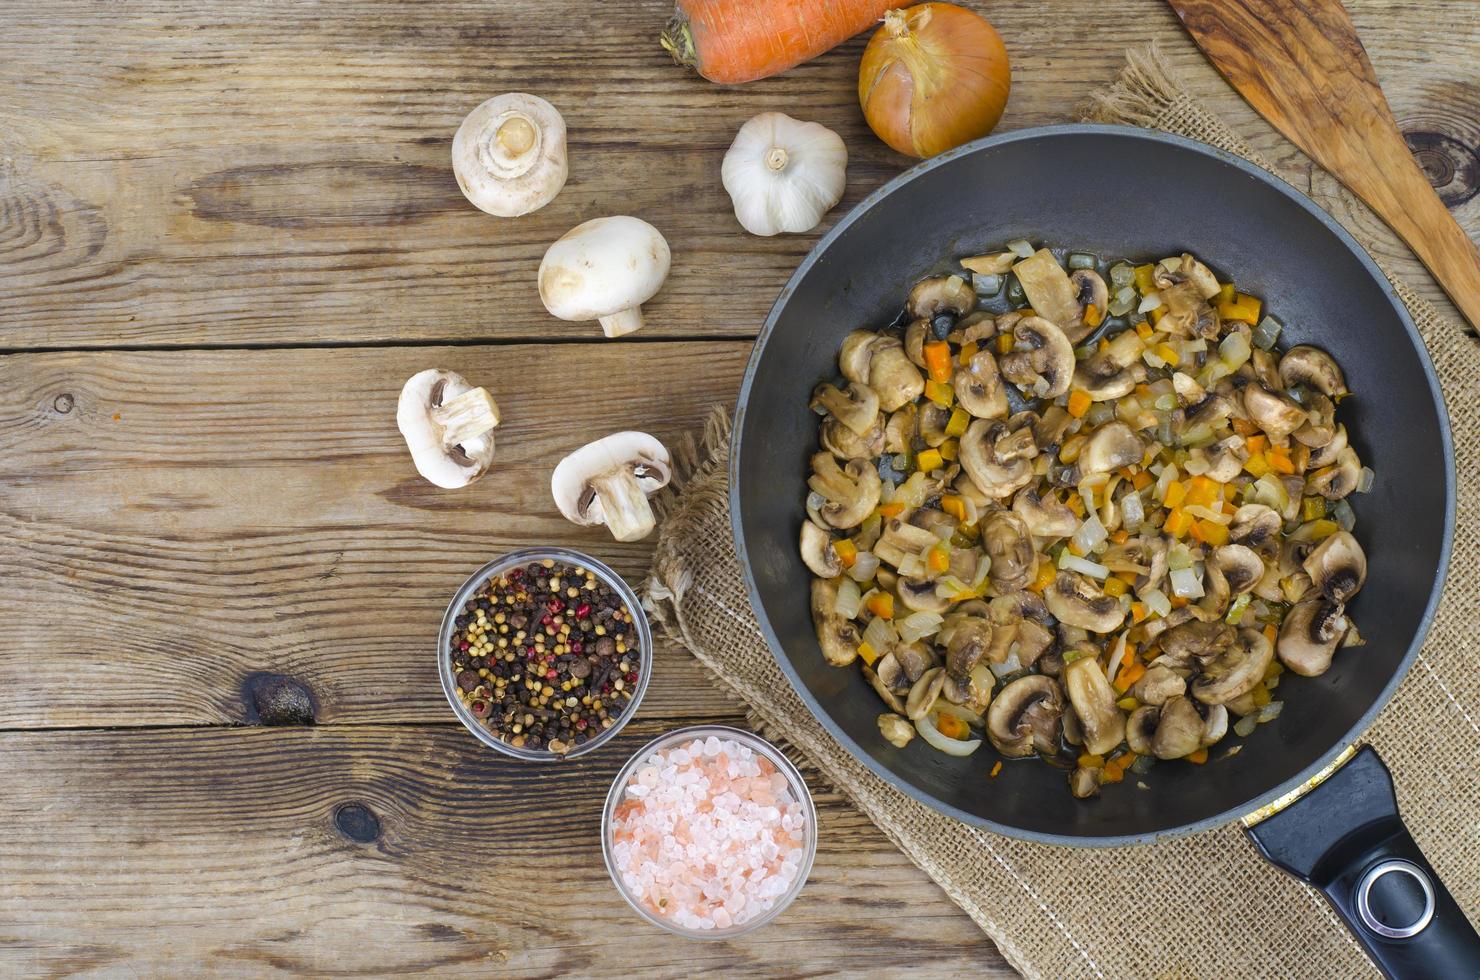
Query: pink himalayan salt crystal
611,736,808,930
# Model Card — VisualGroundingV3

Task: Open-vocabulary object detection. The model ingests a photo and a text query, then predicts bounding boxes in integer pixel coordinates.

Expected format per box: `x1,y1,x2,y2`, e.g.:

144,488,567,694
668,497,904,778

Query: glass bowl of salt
601,725,817,938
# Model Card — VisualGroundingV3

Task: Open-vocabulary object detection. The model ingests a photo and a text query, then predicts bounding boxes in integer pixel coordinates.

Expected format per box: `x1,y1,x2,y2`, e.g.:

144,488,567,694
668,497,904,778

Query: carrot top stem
659,13,697,69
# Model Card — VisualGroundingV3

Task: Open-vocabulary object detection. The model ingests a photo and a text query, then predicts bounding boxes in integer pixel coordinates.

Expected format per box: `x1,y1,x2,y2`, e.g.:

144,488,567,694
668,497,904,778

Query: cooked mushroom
1243,384,1308,443
957,311,999,344
1201,703,1229,746
1158,281,1218,338
905,667,947,720
999,316,1076,398
1153,253,1220,299
1063,657,1125,756
808,453,882,529
1070,766,1101,799
800,521,842,578
1011,249,1084,340
865,660,907,713
959,419,1035,499
1075,422,1145,477
551,432,671,541
1308,423,1349,469
1294,392,1337,448
1199,435,1248,483
1013,485,1079,539
1191,628,1273,704
904,318,929,368
883,404,918,455
810,381,880,436
1213,544,1265,597
1172,371,1208,406
987,674,1064,757
1130,664,1186,706
397,369,501,489
821,417,886,459
918,402,953,448
1302,530,1367,603
982,510,1036,593
899,577,951,614
1277,597,1349,676
1126,704,1160,755
1249,348,1283,391
954,348,1010,419
1231,504,1283,556
1308,445,1362,500
895,641,934,684
1158,620,1235,666
1151,695,1205,760
908,274,976,321
839,331,879,383
1067,270,1110,342
878,713,915,748
945,615,994,676
867,338,926,412
1074,330,1146,401
1279,345,1348,399
1046,573,1127,633
539,216,671,337
873,519,939,570
811,578,862,666
452,93,568,217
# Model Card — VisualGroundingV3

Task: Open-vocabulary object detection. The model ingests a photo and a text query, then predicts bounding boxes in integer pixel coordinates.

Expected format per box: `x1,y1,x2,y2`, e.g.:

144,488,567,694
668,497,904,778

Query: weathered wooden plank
0,341,756,728
2,0,1473,349
0,720,1011,978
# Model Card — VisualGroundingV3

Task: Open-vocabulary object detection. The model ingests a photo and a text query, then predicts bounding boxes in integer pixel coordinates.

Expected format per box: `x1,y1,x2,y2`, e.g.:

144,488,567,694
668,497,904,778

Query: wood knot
243,672,317,725
52,393,74,414
333,802,382,843
1404,130,1480,208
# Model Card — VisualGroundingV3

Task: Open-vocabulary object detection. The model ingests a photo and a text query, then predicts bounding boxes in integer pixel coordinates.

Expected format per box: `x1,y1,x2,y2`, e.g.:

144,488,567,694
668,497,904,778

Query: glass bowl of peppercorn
439,547,652,760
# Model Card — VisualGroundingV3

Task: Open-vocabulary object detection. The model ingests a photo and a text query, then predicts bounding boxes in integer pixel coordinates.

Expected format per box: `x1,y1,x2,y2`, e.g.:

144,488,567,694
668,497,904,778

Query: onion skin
859,3,1011,158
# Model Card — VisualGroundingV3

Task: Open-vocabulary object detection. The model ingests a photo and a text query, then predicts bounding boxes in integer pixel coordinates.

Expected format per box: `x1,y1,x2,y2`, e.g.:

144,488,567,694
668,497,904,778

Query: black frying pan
730,125,1477,976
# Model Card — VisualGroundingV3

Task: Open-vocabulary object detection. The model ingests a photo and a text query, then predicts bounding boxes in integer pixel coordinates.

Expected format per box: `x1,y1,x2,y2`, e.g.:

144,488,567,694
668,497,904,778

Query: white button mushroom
452,93,568,217
721,111,847,237
538,216,671,338
551,432,672,541
397,369,502,489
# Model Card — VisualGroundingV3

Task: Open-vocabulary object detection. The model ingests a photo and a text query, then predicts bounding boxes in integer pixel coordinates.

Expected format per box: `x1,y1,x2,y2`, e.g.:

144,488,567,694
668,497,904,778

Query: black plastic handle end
1245,746,1480,979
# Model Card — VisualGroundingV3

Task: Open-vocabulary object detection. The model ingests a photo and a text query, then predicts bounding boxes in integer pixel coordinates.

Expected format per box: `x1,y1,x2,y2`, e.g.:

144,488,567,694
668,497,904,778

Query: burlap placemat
645,47,1480,980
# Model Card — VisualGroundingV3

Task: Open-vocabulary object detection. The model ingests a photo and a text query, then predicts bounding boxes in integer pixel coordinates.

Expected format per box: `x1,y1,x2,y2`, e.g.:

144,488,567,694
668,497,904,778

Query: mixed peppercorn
449,558,641,754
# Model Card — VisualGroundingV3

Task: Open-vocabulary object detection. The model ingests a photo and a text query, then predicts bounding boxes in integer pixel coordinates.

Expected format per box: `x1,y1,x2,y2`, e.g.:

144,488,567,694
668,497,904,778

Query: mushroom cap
1077,421,1145,476
1277,597,1349,676
811,578,862,667
452,93,568,217
908,275,977,319
982,510,1035,592
999,316,1075,399
954,349,1010,420
987,674,1064,757
538,216,671,321
1279,345,1348,398
1302,530,1367,604
396,369,496,489
799,521,842,578
1046,572,1126,633
551,431,671,525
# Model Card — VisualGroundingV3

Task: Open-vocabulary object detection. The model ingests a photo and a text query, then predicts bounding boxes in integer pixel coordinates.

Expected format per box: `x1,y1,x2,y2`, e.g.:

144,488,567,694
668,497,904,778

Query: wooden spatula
1167,0,1480,329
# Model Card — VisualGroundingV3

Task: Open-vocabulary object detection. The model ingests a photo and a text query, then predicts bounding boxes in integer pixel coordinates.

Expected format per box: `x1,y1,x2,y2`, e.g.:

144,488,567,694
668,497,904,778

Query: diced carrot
1231,417,1259,437
1066,493,1087,517
1078,753,1106,769
1131,470,1154,491
927,542,950,574
1114,570,1138,585
1243,453,1271,478
1244,434,1267,455
1098,337,1111,352
958,341,980,366
1084,303,1104,328
936,713,969,740
1163,480,1188,509
1267,447,1295,475
1185,748,1209,765
923,341,953,383
1263,624,1279,645
857,641,878,666
1103,576,1128,598
990,761,1003,778
1135,321,1154,340
1215,283,1235,304
1121,643,1138,669
1113,661,1146,693
1067,389,1093,419
1198,520,1230,546
1186,476,1221,508
1133,263,1157,293
1216,293,1262,324
1148,307,1165,326
1188,520,1207,544
1130,601,1147,624
996,333,1015,354
1153,342,1180,367
1101,765,1126,784
1110,529,1130,545
1223,484,1239,502
1170,594,1189,608
941,494,967,522
945,407,970,438
939,438,959,461
865,592,894,620
924,379,955,407
832,538,858,568
1134,383,1153,397
1029,561,1056,593
916,448,944,472
877,502,905,519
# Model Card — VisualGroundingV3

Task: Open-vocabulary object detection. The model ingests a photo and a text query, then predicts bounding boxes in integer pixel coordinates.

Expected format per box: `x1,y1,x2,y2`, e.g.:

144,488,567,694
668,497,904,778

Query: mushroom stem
430,388,501,447
598,307,645,338
589,466,658,542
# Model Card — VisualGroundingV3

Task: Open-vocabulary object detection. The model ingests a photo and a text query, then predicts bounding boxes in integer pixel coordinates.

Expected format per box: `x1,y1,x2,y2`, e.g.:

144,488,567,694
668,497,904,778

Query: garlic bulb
721,112,847,237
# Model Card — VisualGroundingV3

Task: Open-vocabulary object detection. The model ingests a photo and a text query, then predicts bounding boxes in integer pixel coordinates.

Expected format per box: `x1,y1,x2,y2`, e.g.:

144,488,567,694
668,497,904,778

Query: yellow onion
858,3,1011,159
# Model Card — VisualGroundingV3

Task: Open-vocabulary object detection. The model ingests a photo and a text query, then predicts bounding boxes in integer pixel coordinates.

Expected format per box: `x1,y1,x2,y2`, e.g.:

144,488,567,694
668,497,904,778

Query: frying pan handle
1245,746,1480,979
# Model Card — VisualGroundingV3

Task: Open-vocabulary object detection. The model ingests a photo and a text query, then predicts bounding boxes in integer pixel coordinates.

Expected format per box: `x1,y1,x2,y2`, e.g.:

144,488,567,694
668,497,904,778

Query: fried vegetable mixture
803,242,1372,798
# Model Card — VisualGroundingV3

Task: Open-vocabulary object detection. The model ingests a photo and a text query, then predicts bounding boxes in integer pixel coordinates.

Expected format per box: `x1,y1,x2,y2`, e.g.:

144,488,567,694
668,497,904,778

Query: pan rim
729,122,1456,847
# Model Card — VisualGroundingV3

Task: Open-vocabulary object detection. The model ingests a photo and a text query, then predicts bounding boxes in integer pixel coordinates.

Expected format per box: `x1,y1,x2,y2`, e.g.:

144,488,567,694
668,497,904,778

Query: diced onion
1169,565,1205,599
1071,513,1109,554
861,615,893,653
1068,252,1097,270
1137,292,1163,314
1185,504,1231,525
1155,464,1179,502
989,652,1023,680
1121,492,1145,529
916,711,983,756
834,577,862,619
1006,238,1036,259
1218,332,1251,369
1167,543,1194,571
934,701,986,729
847,550,881,582
972,273,1003,296
1233,714,1259,738
1356,467,1376,494
1332,498,1356,532
897,611,944,643
1110,264,1136,288
807,491,827,512
937,575,971,598
1251,315,1283,351
1141,588,1172,618
971,555,993,591
1059,553,1111,579
1257,700,1284,723
1104,632,1129,688
1086,402,1116,427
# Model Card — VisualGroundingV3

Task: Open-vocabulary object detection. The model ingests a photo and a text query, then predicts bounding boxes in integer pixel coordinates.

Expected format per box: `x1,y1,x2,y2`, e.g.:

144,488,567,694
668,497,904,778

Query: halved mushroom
999,316,1076,398
878,713,915,747
1302,530,1367,604
1013,485,1079,539
1249,348,1283,391
397,369,502,489
1277,598,1350,676
1231,503,1283,556
1158,620,1235,666
908,274,976,321
982,511,1035,593
800,521,842,578
839,331,879,384
1172,371,1207,406
1070,766,1101,799
811,578,862,666
899,577,951,614
918,402,953,448
957,311,999,344
1294,392,1337,448
1191,628,1273,704
954,348,1010,419
1046,573,1127,633
895,641,934,684
1012,249,1085,340
1154,253,1220,299
865,660,907,713
1151,695,1204,759
904,318,930,368
1067,270,1110,342
867,339,926,412
810,381,880,436
1182,392,1235,433
959,419,1035,500
1308,423,1348,469
1033,405,1075,451
1279,345,1348,399
808,453,882,529
821,417,886,459
1213,544,1265,597
1131,664,1186,706
1200,435,1248,483
1201,703,1229,746
551,432,672,541
905,667,947,720
1075,422,1145,477
946,615,994,676
1308,446,1362,500
1157,281,1218,339
1126,704,1160,754
1243,384,1308,443
1063,657,1125,756
883,404,918,455
987,674,1064,757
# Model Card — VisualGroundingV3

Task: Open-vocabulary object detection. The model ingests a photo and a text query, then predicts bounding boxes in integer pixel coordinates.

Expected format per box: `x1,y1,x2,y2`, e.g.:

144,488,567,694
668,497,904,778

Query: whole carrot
661,0,914,85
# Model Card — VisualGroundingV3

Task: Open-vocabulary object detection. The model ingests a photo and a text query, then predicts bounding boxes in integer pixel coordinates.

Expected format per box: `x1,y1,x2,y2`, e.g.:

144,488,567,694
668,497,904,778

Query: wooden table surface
3,1,1477,975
